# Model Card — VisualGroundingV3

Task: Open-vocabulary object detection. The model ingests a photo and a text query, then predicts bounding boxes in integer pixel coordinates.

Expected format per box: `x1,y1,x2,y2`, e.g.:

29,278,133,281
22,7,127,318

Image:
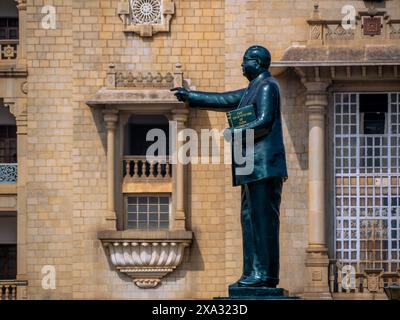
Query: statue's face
241,51,261,81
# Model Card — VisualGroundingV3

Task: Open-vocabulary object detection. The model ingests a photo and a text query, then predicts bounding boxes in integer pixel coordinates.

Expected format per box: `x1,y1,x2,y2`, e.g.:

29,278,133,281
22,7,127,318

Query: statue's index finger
170,87,181,92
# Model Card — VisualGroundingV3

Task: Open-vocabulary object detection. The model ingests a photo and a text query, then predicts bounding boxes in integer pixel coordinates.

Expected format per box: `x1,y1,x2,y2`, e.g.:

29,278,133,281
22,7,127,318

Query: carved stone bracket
2,99,27,120
98,230,192,288
118,0,175,37
2,99,27,136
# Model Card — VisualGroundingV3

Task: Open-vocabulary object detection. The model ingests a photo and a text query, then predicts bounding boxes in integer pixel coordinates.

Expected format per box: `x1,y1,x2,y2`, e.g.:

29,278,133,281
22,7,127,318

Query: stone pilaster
303,81,332,299
171,110,188,231
15,0,27,67
103,110,119,227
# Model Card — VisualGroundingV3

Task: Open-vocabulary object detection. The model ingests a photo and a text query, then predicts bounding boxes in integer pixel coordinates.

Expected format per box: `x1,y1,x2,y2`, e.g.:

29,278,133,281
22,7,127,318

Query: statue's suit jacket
187,70,288,186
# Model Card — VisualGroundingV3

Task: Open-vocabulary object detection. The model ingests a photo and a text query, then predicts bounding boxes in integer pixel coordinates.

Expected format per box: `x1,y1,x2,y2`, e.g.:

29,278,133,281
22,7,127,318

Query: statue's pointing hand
171,87,190,102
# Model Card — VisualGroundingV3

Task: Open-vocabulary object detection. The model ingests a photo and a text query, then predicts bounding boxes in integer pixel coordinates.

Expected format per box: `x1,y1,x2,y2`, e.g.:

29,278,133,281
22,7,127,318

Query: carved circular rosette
131,0,162,25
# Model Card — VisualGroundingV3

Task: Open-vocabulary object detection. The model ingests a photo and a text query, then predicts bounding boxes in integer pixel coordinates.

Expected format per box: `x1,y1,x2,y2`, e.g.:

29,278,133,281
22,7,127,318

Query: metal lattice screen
334,93,400,273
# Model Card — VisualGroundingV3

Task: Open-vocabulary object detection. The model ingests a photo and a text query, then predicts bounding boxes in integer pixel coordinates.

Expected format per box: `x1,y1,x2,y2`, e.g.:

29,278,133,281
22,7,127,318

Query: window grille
334,93,400,273
126,195,170,230
0,18,18,40
0,125,17,163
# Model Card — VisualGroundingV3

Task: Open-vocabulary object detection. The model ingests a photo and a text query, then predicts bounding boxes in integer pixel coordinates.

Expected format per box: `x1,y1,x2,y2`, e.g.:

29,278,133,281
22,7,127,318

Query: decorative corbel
3,99,17,118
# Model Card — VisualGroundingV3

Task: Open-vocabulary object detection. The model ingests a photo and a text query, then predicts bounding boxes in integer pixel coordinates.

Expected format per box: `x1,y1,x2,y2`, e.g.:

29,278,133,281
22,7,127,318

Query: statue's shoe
238,275,277,288
230,274,251,286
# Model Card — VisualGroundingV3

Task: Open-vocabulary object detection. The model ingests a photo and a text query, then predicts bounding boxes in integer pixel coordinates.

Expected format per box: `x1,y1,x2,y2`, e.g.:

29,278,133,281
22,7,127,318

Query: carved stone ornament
98,230,193,289
118,0,175,37
363,16,382,36
0,44,17,60
306,4,400,44
364,269,383,293
21,81,28,95
102,239,191,288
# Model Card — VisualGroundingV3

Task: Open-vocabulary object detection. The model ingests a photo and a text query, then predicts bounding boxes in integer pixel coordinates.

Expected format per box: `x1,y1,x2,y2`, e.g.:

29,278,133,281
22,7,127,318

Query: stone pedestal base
304,247,332,299
215,284,299,300
301,292,332,300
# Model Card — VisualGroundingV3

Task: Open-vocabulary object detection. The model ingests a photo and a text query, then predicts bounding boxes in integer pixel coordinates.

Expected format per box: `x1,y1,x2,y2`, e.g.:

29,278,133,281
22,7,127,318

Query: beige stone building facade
0,0,399,300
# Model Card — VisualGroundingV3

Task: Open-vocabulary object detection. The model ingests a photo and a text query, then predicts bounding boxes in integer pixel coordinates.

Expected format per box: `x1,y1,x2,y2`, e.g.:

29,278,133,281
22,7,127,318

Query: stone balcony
98,230,193,288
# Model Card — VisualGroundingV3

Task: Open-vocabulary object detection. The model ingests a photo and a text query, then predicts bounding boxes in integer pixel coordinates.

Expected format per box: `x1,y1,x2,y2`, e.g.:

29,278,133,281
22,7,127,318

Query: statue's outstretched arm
188,89,245,112
171,87,245,112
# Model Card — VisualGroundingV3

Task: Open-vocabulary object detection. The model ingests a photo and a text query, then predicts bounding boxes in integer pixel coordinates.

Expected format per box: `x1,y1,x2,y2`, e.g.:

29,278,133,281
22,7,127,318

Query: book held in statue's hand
226,104,257,128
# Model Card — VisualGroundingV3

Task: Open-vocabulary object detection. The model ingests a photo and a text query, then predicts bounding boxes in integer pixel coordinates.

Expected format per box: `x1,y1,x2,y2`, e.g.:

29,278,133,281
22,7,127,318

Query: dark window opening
360,94,388,135
124,115,169,156
0,125,17,163
0,18,19,40
0,245,16,280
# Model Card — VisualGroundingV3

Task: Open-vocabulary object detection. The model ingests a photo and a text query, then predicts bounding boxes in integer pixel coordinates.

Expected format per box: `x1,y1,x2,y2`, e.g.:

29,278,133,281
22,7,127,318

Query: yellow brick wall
22,0,400,299
26,0,73,299
72,0,227,299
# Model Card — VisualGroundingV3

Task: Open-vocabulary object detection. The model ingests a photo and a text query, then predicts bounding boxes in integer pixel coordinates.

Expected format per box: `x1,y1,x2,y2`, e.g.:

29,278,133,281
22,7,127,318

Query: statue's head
241,45,271,81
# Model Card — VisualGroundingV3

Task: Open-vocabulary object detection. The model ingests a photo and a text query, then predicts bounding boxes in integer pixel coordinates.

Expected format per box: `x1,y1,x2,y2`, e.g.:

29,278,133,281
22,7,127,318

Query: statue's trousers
240,177,283,284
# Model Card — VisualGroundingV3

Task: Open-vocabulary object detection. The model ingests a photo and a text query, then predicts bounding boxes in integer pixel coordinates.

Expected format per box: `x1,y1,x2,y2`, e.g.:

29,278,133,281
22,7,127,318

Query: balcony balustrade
122,156,171,184
0,280,27,300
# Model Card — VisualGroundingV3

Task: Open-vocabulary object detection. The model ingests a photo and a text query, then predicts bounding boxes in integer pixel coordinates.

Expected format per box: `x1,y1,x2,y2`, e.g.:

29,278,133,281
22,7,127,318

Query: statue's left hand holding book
226,104,257,128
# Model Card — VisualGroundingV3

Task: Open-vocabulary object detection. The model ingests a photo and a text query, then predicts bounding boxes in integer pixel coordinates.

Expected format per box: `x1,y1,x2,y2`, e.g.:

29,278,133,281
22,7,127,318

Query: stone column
171,109,188,231
103,110,118,227
303,81,332,299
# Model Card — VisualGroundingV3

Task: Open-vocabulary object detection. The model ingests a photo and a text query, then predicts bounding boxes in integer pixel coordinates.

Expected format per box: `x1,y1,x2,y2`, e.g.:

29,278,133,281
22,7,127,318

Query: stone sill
98,229,193,241
0,184,17,195
0,65,27,77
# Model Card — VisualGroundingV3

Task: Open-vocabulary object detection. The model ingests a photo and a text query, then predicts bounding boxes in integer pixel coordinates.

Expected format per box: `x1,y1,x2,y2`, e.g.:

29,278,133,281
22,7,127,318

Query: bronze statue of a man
172,45,288,288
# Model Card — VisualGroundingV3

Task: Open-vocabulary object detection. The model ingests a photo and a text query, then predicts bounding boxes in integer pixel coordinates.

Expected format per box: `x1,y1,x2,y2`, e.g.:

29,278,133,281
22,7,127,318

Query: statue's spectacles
242,57,260,65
